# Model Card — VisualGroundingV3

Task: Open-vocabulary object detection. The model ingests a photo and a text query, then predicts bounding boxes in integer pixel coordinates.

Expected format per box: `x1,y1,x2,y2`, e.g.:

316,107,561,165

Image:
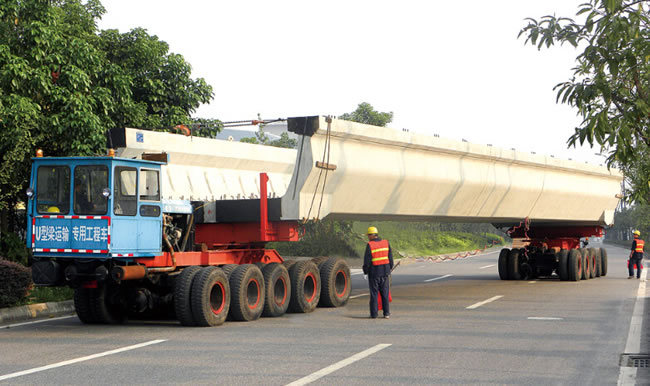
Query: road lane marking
424,274,453,282
1,315,75,329
466,295,503,309
286,343,391,386
527,317,563,321
528,281,537,284
0,339,166,381
349,293,369,299
618,268,648,386
350,269,363,276
479,264,495,269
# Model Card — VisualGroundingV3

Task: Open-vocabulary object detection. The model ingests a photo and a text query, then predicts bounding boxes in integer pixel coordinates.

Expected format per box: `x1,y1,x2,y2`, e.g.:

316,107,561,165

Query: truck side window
74,165,108,215
139,169,160,201
114,167,137,216
36,166,70,214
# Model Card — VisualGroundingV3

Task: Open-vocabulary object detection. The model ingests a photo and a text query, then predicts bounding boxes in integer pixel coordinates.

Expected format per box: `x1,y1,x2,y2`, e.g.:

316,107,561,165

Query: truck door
138,168,162,252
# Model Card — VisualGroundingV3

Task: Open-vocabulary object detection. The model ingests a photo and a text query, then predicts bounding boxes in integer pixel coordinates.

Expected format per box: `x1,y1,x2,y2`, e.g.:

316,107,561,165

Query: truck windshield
74,165,109,215
36,166,70,214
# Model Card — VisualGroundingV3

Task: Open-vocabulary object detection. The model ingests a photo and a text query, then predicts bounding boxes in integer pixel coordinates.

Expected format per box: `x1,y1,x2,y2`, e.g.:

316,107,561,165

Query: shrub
0,231,30,265
0,258,32,308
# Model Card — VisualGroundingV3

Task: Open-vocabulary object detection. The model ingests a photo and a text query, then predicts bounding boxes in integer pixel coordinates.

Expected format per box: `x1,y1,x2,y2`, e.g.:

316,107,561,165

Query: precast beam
281,116,623,227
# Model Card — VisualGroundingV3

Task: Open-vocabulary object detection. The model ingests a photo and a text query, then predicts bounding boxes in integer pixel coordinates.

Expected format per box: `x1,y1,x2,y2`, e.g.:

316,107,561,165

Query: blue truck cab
27,155,165,285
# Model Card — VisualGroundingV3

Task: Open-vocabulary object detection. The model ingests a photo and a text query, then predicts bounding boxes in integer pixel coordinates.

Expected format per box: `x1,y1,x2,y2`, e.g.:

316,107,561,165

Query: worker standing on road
629,230,645,279
363,226,394,319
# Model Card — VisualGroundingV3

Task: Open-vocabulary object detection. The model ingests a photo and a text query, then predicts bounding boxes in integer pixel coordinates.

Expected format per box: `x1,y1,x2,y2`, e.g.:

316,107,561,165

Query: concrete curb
0,300,75,325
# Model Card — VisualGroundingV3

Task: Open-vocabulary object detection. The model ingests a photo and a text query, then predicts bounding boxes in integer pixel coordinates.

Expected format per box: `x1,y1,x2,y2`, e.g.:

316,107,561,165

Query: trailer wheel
229,264,265,321
600,248,608,276
220,264,238,278
567,249,582,281
283,259,298,270
91,283,126,324
498,249,510,280
579,248,590,280
507,249,522,280
587,248,598,279
557,249,569,281
74,288,96,324
190,267,230,327
312,256,329,269
593,248,602,277
174,266,202,326
289,260,321,313
261,263,291,317
318,257,351,307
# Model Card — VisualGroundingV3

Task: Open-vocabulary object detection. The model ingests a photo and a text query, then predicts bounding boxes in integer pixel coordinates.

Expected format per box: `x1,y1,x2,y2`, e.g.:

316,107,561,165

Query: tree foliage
0,0,213,228
338,102,393,127
519,0,650,203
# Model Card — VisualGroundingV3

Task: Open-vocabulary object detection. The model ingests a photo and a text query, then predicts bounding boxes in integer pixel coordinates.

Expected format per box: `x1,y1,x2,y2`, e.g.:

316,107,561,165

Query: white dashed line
286,343,392,386
466,295,503,309
0,340,166,381
349,293,369,299
1,315,75,329
350,269,363,276
527,317,563,321
424,274,453,282
479,264,496,269
618,268,648,385
528,281,537,284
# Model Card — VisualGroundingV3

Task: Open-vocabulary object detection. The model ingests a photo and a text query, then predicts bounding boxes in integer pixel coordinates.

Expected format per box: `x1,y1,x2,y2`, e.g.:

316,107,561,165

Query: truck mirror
102,187,111,199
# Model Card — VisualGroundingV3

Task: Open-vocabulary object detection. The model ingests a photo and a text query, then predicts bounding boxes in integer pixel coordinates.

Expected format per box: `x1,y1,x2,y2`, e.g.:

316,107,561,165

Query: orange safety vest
369,239,390,266
635,239,645,253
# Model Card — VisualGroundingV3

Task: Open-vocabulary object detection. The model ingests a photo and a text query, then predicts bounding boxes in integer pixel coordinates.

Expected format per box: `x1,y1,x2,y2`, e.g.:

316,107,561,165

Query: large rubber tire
568,249,582,281
507,249,522,280
580,248,590,280
74,288,96,324
174,266,202,326
498,248,510,280
91,283,126,324
261,263,291,317
600,247,608,276
229,264,265,321
594,248,602,277
318,257,351,307
312,256,330,269
588,247,598,278
190,267,230,327
288,260,321,313
283,259,298,271
557,249,569,281
220,264,238,278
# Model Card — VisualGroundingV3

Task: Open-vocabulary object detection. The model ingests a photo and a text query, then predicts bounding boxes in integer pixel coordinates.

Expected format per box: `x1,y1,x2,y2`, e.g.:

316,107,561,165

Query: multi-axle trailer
26,116,623,326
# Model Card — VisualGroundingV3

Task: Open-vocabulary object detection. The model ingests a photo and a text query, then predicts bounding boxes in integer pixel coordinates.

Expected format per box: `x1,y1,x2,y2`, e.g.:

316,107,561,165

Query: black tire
498,248,510,280
91,283,126,324
190,267,230,327
508,249,521,280
74,288,96,324
229,264,265,321
594,248,602,277
220,264,238,278
318,257,351,307
288,260,321,313
312,256,330,269
600,247,608,276
283,259,298,270
568,249,582,281
174,266,202,326
261,263,291,317
588,248,600,279
557,249,569,281
580,248,590,280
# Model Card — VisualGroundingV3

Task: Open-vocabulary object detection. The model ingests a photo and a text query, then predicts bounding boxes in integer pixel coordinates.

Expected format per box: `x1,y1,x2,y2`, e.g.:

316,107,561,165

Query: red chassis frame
136,173,299,268
508,225,604,251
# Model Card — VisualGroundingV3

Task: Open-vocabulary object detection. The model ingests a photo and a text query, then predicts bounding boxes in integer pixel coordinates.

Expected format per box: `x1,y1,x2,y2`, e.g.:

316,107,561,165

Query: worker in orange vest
629,230,645,279
363,226,394,319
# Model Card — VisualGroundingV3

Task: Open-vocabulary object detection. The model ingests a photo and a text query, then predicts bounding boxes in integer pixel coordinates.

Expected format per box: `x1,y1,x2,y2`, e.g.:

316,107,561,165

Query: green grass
17,286,74,306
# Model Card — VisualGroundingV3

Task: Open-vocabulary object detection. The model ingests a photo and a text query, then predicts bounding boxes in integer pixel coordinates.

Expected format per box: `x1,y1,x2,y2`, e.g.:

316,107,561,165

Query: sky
96,0,607,164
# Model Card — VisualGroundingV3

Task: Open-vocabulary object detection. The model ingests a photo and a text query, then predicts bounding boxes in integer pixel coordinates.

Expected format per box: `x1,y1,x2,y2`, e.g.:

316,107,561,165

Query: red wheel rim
210,283,226,315
335,270,348,298
304,272,316,303
247,278,261,309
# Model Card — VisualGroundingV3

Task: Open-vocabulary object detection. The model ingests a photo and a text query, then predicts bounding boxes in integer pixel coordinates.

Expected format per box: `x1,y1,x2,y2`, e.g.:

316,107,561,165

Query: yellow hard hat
634,230,641,237
367,226,378,235
47,206,60,213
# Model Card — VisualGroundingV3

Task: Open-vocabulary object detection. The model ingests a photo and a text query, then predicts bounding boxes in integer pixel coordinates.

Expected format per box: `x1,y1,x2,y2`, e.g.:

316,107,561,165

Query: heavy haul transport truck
27,151,351,327
26,116,623,325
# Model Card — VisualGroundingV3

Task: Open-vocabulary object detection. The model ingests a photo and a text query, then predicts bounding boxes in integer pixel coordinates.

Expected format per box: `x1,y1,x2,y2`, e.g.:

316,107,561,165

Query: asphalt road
1,243,648,385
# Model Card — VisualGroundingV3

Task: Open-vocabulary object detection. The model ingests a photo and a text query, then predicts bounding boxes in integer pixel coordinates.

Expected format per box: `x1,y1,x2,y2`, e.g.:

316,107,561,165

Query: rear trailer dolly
498,225,608,282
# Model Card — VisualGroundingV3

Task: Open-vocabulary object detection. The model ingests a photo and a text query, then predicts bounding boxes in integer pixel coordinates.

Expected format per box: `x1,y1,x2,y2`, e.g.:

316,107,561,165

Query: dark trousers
629,255,643,278
369,274,390,318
